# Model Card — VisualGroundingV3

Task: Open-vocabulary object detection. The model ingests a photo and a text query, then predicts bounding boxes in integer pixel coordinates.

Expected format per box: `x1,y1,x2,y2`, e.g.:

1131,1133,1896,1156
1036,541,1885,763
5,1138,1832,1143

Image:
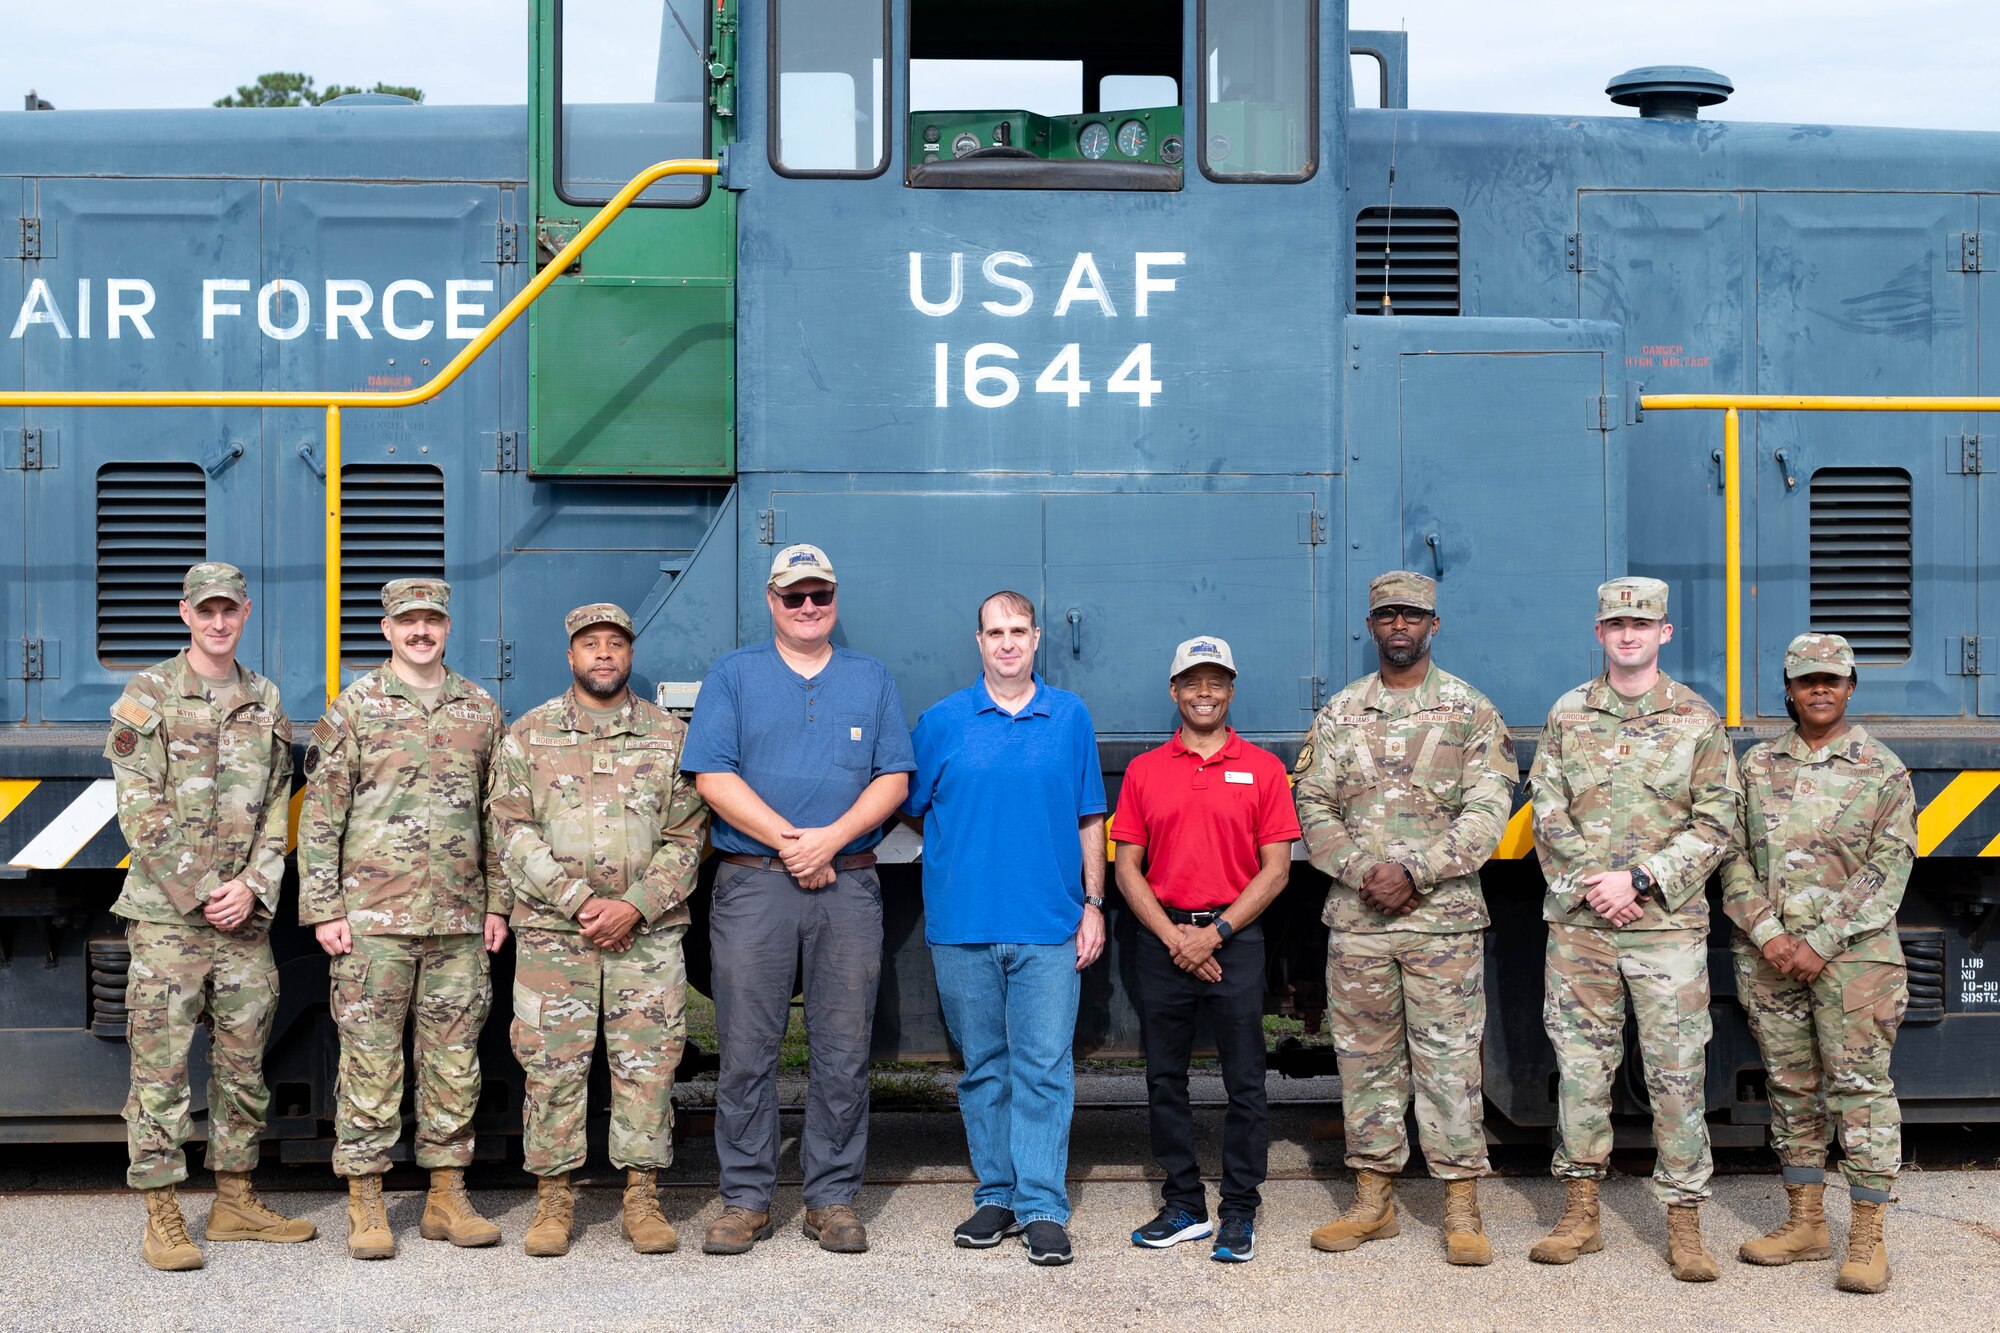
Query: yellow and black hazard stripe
0,778,309,873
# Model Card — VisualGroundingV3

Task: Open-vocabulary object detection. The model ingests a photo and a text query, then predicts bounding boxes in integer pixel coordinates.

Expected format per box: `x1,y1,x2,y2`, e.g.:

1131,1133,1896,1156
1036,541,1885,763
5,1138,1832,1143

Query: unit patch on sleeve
111,727,140,757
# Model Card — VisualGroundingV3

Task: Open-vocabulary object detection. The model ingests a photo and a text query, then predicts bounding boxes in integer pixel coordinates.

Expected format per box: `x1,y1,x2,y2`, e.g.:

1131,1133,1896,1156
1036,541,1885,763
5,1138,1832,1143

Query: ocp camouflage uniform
105,649,291,1189
1530,672,1741,1205
1294,660,1517,1178
1722,724,1915,1199
489,691,707,1176
298,662,506,1178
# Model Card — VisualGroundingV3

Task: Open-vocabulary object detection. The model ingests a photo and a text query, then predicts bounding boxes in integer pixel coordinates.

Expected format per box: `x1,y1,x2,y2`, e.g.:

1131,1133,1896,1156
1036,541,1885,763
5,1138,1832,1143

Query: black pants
1135,923,1269,1220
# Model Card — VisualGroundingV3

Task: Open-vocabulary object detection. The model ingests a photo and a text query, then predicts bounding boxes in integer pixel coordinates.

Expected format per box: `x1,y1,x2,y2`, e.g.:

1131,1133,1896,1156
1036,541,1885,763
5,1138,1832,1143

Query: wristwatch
1083,894,1106,909
1214,918,1236,943
1629,865,1655,900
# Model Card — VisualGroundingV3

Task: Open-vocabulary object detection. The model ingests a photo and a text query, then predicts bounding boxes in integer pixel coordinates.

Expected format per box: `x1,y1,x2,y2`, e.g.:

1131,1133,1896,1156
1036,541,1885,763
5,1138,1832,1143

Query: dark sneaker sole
956,1225,1026,1249
1132,1222,1213,1249
1211,1244,1255,1263
1026,1247,1074,1266
701,1222,774,1255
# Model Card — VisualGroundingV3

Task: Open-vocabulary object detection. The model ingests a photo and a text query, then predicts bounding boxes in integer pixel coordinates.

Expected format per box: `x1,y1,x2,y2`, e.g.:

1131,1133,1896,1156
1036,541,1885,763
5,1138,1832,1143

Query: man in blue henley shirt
681,543,914,1256
903,589,1106,1267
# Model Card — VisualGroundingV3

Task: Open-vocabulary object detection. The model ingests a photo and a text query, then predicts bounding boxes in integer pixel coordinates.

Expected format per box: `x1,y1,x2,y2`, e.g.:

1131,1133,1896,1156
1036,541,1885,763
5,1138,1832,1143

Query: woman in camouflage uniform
1721,632,1916,1296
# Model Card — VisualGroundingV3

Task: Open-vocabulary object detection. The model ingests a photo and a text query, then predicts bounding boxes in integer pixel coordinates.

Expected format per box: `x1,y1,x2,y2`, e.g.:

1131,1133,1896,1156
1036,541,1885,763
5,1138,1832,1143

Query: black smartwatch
1629,865,1655,901
1214,918,1236,943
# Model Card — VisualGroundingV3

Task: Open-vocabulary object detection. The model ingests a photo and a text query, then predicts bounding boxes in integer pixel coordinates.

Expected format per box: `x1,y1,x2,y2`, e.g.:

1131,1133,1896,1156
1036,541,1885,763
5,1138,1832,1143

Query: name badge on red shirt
1225,771,1254,785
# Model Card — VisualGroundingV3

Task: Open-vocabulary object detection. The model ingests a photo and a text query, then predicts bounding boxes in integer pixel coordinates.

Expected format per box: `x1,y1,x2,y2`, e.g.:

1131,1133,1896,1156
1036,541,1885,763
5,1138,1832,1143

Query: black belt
720,852,878,874
1163,906,1230,926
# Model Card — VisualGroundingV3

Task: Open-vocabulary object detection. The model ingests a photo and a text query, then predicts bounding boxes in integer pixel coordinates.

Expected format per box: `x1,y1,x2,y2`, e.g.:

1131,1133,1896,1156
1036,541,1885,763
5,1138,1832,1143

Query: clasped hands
1165,923,1223,982
203,878,257,932
777,824,843,889
1359,861,1418,917
1581,870,1645,928
1759,932,1828,982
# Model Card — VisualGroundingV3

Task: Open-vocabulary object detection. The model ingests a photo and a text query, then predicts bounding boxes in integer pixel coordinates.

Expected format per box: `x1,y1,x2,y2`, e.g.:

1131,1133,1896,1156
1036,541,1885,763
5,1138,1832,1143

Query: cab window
557,0,711,206
771,0,890,176
1199,0,1317,182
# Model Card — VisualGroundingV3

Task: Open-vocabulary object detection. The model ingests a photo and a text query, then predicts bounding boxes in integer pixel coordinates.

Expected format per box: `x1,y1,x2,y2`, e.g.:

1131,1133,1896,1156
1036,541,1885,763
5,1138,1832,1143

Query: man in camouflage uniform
1722,632,1915,1294
1528,576,1741,1282
106,561,315,1271
299,578,508,1259
488,603,707,1258
1293,571,1516,1266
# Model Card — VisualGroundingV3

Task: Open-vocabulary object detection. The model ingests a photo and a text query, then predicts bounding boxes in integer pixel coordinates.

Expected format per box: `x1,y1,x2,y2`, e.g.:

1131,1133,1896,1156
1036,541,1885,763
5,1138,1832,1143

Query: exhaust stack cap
1606,66,1732,120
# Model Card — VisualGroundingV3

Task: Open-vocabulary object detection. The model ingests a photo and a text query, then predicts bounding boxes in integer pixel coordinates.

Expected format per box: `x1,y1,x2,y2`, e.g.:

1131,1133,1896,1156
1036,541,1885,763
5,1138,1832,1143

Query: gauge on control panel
1078,122,1110,160
1116,119,1148,158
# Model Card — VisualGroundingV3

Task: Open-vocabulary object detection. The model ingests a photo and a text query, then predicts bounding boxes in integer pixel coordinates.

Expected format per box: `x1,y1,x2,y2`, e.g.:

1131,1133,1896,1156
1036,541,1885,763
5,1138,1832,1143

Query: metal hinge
1299,676,1326,710
1955,433,1985,475
481,638,515,682
1586,395,1618,431
494,431,520,472
15,216,40,260
1952,636,1993,676
19,639,44,681
1952,232,1988,273
756,507,785,544
1564,232,1590,273
1297,510,1327,545
17,428,44,470
496,221,519,264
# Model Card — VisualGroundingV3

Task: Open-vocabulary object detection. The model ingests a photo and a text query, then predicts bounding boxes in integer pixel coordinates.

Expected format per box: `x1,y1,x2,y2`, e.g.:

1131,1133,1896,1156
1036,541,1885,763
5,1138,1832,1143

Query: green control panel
910,105,1185,169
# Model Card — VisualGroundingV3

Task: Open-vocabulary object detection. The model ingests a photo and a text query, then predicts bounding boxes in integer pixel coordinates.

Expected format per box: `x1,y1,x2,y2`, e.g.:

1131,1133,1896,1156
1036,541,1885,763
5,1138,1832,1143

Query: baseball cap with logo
1368,570,1438,614
1169,635,1237,679
768,543,837,589
1785,631,1856,679
182,561,248,608
1596,576,1669,622
381,578,451,618
565,602,635,640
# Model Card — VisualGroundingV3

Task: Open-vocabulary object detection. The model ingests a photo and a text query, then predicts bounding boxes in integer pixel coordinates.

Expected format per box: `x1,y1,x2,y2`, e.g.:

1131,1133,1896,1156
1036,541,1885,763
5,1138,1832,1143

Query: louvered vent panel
97,463,207,666
1355,206,1460,315
1808,467,1912,662
342,465,445,664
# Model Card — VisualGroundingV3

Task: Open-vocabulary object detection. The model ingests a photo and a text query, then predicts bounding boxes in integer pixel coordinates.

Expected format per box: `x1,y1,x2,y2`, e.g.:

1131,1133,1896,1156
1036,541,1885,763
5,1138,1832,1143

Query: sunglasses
776,588,836,609
1369,606,1432,625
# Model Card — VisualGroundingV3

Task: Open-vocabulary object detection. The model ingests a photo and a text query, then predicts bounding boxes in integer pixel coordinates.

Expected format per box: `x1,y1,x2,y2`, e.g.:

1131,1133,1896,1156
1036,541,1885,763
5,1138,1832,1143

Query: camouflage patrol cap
1368,570,1437,614
565,602,635,640
1596,576,1669,622
1785,631,1856,679
381,577,450,618
182,561,247,607
768,543,837,589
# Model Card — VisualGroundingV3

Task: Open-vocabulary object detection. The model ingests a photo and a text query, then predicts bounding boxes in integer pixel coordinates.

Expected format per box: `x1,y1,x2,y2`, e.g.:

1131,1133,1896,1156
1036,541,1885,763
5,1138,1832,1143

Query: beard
573,666,631,701
1379,629,1432,667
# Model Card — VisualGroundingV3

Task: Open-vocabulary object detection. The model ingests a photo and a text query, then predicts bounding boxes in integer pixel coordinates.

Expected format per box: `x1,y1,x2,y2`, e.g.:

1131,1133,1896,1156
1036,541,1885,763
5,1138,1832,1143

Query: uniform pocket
512,979,544,1029
833,715,871,769
1843,965,1906,1021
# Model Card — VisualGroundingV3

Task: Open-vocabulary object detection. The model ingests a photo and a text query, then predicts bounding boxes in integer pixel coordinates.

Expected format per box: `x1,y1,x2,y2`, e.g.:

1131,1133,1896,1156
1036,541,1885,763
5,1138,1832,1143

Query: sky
3,1,1999,132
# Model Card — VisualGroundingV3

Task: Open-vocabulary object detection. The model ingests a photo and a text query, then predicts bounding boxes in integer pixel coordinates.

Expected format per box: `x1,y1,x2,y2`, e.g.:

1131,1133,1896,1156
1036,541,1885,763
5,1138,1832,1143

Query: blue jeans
931,941,1080,1225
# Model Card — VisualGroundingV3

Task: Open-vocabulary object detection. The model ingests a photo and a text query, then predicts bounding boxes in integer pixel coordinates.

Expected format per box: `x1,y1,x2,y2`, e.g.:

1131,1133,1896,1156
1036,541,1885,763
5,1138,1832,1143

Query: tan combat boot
1528,1178,1602,1264
420,1168,501,1248
207,1171,317,1243
141,1186,204,1271
1666,1204,1719,1282
1836,1200,1891,1294
621,1169,679,1254
1310,1169,1399,1252
1739,1182,1831,1265
346,1175,396,1260
524,1173,575,1258
1443,1179,1493,1266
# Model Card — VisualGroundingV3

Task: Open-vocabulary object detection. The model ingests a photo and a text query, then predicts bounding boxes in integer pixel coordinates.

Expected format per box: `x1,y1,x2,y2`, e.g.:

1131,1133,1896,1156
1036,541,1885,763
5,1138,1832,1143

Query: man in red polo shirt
1112,636,1299,1264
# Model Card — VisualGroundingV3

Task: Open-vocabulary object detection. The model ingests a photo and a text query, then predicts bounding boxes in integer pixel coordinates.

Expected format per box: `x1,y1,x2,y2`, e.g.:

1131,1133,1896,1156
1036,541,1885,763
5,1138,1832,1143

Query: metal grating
96,463,207,666
1354,206,1460,315
341,465,445,664
1808,467,1912,661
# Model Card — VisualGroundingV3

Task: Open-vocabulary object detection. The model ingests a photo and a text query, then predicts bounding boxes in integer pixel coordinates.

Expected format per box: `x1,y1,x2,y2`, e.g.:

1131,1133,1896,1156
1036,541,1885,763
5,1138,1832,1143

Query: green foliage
214,72,423,108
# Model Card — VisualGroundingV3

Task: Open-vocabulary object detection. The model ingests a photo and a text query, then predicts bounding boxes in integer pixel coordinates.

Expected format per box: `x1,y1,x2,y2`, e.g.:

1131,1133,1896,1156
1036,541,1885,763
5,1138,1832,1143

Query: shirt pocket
833,714,872,771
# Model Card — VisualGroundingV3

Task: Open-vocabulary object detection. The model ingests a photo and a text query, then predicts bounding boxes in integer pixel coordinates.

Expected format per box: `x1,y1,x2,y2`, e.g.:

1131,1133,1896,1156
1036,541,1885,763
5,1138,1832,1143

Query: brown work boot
346,1175,396,1260
141,1186,204,1271
1739,1182,1831,1266
420,1168,501,1248
1836,1200,1891,1294
803,1203,869,1254
524,1174,575,1258
1666,1204,1719,1282
1310,1169,1399,1252
621,1169,679,1254
702,1204,774,1255
1528,1178,1603,1264
1443,1179,1493,1266
206,1170,316,1243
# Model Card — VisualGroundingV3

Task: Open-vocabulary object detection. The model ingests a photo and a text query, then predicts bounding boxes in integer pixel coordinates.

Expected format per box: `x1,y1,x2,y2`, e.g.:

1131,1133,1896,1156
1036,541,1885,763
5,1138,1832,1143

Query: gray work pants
710,861,883,1209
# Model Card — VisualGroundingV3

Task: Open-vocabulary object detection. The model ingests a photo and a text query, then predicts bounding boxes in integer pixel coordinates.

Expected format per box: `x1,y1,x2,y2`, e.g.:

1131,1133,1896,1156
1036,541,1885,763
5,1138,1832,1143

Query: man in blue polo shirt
903,590,1106,1267
681,543,915,1257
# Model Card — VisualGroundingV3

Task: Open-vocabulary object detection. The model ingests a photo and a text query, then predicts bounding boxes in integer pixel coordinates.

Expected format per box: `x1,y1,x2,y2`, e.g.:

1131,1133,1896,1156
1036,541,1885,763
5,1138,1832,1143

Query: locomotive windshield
558,0,712,205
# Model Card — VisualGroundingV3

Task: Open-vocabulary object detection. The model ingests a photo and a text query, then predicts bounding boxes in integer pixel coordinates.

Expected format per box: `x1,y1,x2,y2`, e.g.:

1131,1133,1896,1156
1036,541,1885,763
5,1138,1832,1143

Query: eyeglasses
775,588,836,609
1369,606,1431,625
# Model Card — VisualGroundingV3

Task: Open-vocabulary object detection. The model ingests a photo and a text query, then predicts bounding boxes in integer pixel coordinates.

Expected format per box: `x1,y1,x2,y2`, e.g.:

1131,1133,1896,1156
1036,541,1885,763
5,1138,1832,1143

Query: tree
214,73,423,108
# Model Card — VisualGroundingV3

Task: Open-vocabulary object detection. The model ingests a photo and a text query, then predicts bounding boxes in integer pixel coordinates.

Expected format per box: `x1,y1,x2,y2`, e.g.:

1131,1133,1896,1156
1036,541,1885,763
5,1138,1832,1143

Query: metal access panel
1576,191,1753,705
760,492,1043,723
1043,492,1319,737
1981,196,2000,719
259,182,510,709
1346,317,1625,728
1,176,23,723
22,179,264,722
1754,194,1977,717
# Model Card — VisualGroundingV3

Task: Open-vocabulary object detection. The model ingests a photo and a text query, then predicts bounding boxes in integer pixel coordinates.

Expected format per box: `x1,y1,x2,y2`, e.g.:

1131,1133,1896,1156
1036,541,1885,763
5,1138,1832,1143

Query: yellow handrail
0,158,719,703
1640,392,2000,727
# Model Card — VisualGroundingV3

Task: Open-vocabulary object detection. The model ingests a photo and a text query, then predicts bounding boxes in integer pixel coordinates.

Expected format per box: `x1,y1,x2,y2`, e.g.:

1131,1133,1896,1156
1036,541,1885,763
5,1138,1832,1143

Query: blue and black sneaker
1211,1216,1255,1263
1132,1206,1213,1249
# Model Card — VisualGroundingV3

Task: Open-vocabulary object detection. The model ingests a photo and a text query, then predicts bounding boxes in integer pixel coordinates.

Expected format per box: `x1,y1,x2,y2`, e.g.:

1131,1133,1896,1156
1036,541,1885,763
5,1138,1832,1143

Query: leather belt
720,852,878,874
1163,906,1230,926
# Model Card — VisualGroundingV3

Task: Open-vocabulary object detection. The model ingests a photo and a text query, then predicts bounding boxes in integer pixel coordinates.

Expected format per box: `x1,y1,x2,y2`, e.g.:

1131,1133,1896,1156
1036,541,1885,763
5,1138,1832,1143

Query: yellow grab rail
0,158,719,703
1640,392,2000,727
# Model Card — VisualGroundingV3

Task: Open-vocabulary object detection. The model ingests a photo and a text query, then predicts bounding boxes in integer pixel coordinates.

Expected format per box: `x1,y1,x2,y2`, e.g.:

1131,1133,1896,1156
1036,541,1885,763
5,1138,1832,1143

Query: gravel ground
3,1091,1996,1333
